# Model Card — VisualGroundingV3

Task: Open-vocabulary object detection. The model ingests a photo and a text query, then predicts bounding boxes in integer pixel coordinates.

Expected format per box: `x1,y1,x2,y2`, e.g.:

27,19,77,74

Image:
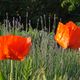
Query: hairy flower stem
10,60,13,80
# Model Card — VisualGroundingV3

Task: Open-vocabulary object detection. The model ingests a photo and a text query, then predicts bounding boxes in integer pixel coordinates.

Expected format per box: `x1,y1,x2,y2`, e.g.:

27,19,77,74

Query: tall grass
0,13,80,80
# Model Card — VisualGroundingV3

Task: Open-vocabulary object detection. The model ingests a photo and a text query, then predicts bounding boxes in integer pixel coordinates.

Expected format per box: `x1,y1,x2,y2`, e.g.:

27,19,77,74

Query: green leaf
0,71,6,80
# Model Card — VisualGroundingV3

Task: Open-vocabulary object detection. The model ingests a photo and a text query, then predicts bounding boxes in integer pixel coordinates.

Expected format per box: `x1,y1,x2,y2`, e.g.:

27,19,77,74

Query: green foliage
53,73,68,80
61,0,80,11
22,56,32,80
32,67,46,80
0,70,6,80
76,22,80,26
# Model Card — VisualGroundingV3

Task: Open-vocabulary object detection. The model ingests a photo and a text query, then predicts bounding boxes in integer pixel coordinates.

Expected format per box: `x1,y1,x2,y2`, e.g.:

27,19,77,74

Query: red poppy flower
54,21,80,49
0,35,32,61
54,22,69,48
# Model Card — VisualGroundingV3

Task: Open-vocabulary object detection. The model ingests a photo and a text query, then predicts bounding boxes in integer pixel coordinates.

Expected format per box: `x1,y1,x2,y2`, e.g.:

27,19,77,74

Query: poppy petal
0,35,32,61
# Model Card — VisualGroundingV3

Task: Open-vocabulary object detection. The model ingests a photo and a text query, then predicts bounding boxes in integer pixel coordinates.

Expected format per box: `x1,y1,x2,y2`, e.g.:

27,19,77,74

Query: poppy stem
10,60,13,80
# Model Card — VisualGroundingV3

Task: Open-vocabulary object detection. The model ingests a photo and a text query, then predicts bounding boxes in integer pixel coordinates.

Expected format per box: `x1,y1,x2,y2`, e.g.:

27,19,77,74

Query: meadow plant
0,13,80,80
